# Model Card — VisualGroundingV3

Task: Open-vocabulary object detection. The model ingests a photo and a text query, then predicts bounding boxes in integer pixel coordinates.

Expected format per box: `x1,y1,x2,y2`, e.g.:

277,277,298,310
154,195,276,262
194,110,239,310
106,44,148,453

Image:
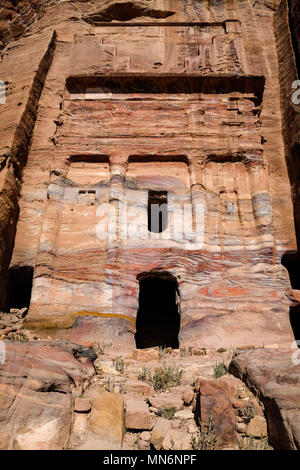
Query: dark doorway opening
291,144,300,251
282,252,300,289
6,266,33,310
282,252,300,344
290,304,300,344
135,272,180,349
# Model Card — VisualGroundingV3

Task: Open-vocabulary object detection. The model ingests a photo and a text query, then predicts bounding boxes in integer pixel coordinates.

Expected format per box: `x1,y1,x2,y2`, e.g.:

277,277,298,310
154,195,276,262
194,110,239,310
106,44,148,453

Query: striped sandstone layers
0,0,298,349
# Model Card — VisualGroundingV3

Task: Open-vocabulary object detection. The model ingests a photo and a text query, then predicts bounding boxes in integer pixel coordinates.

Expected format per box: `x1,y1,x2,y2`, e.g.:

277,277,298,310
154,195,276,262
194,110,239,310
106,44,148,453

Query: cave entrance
135,272,180,349
282,252,300,343
6,266,33,310
282,252,300,290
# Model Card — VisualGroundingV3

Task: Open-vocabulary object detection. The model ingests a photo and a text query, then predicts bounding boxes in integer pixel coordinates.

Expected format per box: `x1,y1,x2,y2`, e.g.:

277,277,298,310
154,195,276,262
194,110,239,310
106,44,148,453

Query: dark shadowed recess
135,271,180,349
148,191,168,233
68,154,110,164
128,154,189,164
288,0,300,78
66,75,265,105
290,303,300,344
83,1,176,23
282,252,300,290
6,266,33,310
282,252,300,343
290,144,300,250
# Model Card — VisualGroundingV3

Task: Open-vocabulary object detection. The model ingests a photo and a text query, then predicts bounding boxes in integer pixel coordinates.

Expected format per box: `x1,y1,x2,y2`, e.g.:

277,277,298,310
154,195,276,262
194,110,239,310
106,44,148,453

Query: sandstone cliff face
0,27,56,312
290,0,300,67
0,0,298,349
274,0,300,253
0,1,43,48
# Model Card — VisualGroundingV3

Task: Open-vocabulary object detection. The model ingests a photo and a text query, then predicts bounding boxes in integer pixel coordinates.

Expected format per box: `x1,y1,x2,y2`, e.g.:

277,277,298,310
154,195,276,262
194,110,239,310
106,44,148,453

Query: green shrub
105,378,115,393
138,367,147,382
213,361,227,379
159,346,168,360
138,363,183,391
113,356,125,374
148,364,183,391
93,342,112,356
157,407,177,420
238,402,256,423
8,332,29,342
191,416,218,450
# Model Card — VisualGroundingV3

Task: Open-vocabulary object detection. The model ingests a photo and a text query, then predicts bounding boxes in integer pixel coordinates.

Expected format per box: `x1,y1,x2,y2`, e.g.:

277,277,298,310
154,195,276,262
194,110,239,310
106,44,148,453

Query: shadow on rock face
83,1,176,24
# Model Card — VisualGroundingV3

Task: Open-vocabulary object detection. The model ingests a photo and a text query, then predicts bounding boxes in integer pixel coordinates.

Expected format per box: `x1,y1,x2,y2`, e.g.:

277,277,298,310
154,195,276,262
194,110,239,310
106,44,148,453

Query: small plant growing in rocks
138,364,183,391
94,361,103,376
93,342,112,356
213,361,227,379
7,332,29,342
191,416,218,450
216,347,227,353
138,367,147,382
113,356,125,374
60,337,71,344
180,348,188,357
238,402,256,423
157,407,177,420
105,377,115,393
159,346,168,360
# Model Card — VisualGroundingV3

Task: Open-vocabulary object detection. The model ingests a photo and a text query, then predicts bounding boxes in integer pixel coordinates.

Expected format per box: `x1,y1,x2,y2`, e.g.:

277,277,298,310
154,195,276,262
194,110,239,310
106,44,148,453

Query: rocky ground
0,309,299,450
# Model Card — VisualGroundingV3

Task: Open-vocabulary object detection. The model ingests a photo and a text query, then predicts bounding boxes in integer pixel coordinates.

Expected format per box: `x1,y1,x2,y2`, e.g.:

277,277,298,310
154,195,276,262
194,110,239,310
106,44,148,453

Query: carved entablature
69,19,246,76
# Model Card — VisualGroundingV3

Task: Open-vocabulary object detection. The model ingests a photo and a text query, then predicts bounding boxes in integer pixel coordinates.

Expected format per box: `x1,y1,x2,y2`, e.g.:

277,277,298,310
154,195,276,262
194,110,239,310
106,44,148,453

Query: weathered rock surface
183,386,194,406
132,348,159,363
70,413,89,446
0,0,299,451
0,1,58,49
0,341,93,450
125,399,151,430
275,0,300,254
174,409,194,420
194,377,238,449
150,417,171,450
124,379,154,395
89,392,125,447
148,395,183,411
0,340,275,450
74,397,91,414
230,348,300,450
246,416,268,438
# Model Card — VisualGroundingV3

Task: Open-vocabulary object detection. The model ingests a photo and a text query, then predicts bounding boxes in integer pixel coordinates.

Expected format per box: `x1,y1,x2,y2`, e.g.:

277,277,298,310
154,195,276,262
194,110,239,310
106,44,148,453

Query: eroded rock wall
0,29,56,307
274,0,300,253
230,348,300,450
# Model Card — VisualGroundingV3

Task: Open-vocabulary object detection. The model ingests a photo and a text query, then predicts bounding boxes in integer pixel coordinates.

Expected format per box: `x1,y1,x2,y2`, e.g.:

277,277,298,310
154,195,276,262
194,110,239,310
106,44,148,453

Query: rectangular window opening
148,190,168,233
